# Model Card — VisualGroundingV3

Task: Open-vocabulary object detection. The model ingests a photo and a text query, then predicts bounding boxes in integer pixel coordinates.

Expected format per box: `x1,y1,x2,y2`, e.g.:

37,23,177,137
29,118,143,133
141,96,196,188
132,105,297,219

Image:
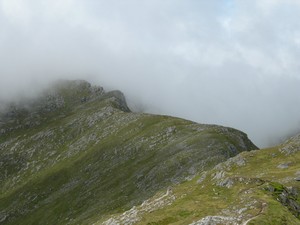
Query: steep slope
124,133,300,224
0,80,257,225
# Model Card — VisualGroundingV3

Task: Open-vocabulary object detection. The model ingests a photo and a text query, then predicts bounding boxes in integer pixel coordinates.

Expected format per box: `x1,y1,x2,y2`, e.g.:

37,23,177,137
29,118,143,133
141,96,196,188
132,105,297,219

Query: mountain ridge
0,80,263,225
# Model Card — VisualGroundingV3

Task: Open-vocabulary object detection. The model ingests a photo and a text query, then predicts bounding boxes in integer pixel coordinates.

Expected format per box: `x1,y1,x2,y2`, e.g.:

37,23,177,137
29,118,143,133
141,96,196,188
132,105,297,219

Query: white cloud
0,0,300,147
0,0,31,25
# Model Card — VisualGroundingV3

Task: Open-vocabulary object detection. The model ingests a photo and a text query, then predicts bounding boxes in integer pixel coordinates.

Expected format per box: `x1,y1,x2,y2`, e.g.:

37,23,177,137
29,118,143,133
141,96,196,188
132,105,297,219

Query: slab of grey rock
277,162,292,169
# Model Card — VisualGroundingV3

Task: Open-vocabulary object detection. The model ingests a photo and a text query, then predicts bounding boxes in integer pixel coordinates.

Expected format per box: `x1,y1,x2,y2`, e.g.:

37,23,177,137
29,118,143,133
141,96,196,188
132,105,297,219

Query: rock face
0,80,257,225
265,184,300,218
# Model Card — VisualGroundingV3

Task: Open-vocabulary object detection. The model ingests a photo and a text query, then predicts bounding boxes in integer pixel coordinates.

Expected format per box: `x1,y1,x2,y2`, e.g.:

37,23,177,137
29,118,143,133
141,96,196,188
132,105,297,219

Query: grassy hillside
112,134,300,225
0,80,257,225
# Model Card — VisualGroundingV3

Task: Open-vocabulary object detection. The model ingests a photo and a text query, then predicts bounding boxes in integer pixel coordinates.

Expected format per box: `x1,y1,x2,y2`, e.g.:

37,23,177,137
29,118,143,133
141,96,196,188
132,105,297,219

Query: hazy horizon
1,0,300,147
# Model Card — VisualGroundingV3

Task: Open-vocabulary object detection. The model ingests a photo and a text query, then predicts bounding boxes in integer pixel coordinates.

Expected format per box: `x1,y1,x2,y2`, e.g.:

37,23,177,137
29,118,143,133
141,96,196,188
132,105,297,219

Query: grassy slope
0,81,257,225
133,137,300,225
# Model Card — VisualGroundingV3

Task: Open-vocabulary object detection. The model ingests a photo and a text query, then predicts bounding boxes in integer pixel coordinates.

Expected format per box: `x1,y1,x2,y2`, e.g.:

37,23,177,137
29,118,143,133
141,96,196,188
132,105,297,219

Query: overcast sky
1,0,300,147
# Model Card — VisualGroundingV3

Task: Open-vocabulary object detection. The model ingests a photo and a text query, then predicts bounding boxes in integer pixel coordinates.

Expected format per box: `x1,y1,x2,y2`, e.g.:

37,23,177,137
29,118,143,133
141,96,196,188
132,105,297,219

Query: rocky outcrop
102,188,175,225
265,183,300,218
280,134,300,155
189,216,238,225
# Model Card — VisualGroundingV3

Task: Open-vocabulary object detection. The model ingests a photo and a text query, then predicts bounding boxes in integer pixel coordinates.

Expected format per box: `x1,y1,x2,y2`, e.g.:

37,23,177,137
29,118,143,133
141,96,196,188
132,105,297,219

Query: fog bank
1,0,300,147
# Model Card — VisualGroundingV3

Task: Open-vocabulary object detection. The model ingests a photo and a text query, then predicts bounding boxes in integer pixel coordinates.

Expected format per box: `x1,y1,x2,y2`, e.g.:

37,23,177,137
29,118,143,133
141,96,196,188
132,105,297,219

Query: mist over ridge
1,0,300,147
